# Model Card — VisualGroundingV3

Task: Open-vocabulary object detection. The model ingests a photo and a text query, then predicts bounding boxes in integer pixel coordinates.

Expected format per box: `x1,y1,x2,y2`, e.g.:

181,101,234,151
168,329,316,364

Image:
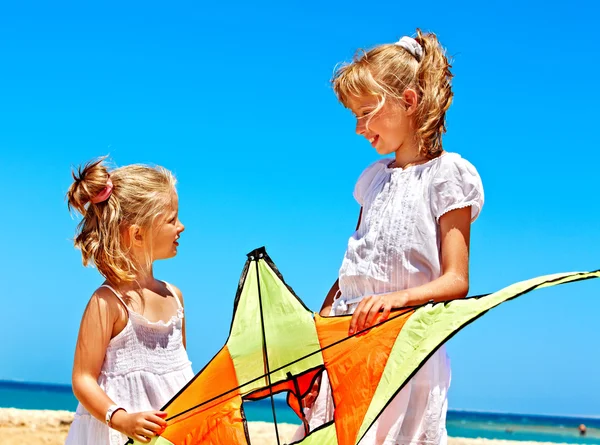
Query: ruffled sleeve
430,155,484,222
353,159,388,206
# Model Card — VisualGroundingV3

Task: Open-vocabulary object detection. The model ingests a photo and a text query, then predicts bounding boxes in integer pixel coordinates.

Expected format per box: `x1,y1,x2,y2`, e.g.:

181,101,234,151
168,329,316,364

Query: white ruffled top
65,282,194,445
338,152,484,303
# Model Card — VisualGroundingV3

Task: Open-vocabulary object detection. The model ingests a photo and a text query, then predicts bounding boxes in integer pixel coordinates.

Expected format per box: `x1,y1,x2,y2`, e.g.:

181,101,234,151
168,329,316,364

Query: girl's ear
403,88,419,116
128,224,145,247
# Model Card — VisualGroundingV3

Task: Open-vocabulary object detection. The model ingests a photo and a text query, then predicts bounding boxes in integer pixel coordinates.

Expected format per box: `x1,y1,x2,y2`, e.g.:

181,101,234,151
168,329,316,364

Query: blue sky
1,0,599,416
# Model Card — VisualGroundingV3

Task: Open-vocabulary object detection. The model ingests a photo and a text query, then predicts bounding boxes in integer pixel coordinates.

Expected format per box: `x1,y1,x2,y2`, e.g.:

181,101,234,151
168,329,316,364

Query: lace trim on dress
435,200,481,222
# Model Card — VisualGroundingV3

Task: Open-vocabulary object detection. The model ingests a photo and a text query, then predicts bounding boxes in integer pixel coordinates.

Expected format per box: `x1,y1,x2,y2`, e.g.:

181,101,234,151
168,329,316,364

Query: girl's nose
355,119,365,135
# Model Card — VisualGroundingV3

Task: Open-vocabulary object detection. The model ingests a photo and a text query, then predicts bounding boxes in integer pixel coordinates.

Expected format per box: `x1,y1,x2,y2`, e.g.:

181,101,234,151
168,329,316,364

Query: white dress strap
100,284,130,312
162,281,182,310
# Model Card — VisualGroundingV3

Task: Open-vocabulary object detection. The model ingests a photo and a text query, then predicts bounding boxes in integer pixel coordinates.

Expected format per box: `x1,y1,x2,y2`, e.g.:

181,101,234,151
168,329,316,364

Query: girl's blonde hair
332,29,453,158
66,157,177,284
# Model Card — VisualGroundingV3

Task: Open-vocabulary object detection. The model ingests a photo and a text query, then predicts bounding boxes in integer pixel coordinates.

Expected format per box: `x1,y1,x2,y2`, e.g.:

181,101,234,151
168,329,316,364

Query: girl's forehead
159,190,178,213
168,191,179,209
347,95,380,111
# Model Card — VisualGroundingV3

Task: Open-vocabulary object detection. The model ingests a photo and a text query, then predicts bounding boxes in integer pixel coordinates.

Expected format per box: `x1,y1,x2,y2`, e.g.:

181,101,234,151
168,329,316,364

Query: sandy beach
0,408,587,445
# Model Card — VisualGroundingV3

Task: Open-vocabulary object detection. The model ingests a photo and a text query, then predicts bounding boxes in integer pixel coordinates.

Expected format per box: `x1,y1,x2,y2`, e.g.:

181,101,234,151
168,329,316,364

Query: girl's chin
374,146,392,155
155,250,178,261
374,144,400,156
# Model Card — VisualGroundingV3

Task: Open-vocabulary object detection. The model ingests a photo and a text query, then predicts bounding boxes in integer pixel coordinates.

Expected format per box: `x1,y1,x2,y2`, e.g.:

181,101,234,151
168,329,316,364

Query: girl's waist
100,355,192,378
338,278,403,301
330,289,397,315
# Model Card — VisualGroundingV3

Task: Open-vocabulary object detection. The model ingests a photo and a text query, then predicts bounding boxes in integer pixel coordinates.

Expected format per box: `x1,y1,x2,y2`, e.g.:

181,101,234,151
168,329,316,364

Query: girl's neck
393,140,427,169
116,266,156,292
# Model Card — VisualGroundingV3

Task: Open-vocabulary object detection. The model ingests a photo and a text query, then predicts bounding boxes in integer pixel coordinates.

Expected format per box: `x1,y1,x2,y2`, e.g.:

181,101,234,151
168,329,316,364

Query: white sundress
65,282,194,445
295,152,484,445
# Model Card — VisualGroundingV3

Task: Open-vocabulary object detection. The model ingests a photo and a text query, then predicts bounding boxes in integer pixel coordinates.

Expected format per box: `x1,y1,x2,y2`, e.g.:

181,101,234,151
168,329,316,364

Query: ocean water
1,380,598,444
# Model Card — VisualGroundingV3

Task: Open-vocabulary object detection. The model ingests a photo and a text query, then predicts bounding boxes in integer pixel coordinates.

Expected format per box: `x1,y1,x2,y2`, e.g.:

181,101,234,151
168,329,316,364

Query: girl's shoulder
358,158,390,177
429,152,484,222
353,159,390,205
432,152,480,177
161,280,184,307
89,284,129,313
78,285,128,326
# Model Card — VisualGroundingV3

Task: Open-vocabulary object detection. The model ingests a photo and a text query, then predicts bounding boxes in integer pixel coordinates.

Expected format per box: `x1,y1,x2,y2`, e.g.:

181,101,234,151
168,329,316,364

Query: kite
126,247,599,445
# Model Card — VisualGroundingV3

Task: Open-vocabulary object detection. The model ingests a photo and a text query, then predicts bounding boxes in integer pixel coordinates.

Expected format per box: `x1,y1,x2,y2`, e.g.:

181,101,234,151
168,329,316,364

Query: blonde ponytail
413,29,453,158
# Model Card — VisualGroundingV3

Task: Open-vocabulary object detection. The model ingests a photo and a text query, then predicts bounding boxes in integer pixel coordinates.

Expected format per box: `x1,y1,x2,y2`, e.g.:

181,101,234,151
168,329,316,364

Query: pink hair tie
91,178,114,204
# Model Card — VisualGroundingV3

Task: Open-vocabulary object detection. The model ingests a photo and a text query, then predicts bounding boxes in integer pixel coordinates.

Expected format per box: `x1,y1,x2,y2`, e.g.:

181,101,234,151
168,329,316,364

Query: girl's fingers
142,420,161,434
364,299,383,329
356,298,376,332
380,303,392,323
133,434,150,443
311,379,320,391
349,298,366,334
350,296,392,334
140,426,157,437
148,413,168,427
350,297,370,334
304,392,316,408
349,315,357,335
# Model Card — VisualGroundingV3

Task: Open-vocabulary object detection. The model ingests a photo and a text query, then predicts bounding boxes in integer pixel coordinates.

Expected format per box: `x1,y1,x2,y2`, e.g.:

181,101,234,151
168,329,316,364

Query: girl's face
348,94,415,156
150,191,185,261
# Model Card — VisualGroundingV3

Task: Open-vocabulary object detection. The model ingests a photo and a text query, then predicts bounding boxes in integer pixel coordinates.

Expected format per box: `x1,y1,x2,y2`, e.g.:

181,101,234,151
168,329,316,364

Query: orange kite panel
315,311,414,445
161,346,248,444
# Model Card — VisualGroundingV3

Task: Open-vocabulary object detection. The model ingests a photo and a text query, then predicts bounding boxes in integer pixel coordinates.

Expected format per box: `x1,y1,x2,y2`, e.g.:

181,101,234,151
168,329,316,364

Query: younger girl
301,30,484,444
64,158,193,445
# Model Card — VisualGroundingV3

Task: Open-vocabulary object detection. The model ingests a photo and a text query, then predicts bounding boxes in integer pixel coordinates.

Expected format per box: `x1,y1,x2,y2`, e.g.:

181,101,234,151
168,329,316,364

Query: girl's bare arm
350,206,472,334
71,288,124,423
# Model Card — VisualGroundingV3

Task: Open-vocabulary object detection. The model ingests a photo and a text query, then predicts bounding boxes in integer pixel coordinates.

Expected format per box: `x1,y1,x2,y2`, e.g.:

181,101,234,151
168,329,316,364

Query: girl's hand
349,293,407,335
111,410,168,443
302,376,322,410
